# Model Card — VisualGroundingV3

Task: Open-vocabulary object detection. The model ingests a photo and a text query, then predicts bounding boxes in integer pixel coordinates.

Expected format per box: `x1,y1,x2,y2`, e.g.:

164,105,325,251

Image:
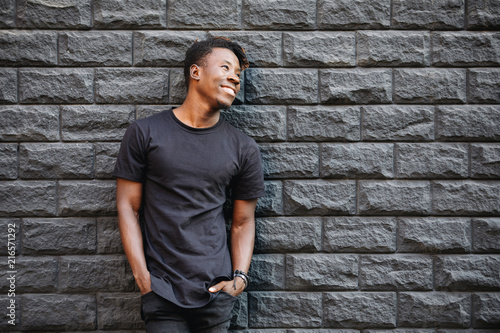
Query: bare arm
116,177,151,295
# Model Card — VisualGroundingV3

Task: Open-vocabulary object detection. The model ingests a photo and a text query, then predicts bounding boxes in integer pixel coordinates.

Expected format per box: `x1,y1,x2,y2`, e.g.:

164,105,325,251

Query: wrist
233,270,249,289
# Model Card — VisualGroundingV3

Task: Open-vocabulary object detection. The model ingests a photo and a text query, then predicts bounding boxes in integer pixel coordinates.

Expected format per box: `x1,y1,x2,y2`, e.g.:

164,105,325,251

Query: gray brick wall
0,0,499,331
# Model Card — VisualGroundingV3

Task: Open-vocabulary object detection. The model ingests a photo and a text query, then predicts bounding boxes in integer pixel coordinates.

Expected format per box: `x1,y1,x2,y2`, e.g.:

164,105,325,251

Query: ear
190,64,201,81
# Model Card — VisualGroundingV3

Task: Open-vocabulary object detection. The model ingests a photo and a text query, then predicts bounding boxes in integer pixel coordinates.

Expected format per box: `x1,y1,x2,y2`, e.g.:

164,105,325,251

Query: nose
228,72,240,85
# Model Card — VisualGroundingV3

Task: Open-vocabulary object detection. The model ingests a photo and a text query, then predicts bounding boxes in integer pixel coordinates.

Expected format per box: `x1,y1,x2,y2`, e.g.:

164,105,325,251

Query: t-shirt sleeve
232,140,266,200
113,122,147,183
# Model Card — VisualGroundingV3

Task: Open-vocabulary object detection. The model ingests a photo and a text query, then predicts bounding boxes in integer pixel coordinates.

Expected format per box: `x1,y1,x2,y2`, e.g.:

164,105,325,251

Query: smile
221,85,236,97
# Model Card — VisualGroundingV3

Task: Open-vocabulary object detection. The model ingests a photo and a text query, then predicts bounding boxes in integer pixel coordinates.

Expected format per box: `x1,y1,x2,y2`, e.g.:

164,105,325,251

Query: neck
173,92,221,128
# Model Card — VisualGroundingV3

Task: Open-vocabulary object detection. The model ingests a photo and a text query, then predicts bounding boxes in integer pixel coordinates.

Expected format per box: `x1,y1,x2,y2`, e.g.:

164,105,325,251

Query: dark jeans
141,291,237,333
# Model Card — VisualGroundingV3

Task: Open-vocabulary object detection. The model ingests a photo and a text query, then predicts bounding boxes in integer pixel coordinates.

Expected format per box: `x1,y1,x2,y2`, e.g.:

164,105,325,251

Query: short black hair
184,37,249,89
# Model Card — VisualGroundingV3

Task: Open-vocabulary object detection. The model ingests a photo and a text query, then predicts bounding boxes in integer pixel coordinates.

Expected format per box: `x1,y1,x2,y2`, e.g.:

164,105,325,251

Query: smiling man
113,37,265,332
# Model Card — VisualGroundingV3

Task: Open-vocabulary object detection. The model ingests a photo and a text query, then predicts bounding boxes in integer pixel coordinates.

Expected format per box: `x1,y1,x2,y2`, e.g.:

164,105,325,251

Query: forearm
230,218,255,274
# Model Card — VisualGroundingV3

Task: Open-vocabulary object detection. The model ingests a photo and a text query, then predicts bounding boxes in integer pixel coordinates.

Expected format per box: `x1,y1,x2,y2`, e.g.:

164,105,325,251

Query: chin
216,98,234,110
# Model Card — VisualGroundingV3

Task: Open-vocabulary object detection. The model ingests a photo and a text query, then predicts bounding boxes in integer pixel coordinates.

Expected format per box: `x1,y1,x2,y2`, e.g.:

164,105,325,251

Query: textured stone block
0,218,20,255
432,181,500,215
471,144,500,178
19,68,93,104
362,105,435,141
0,143,17,179
473,218,500,253
287,106,360,142
323,292,396,328
468,0,500,29
19,143,93,179
472,293,500,328
248,254,285,290
245,69,318,105
284,180,356,215
317,0,391,29
0,68,17,103
94,0,166,28
249,292,322,328
0,105,59,142
398,217,471,253
97,217,123,254
17,0,91,28
320,69,392,104
324,217,396,253
283,32,355,67
260,143,319,179
358,31,431,67
95,143,120,179
137,105,169,119
394,68,466,104
169,0,240,29
469,69,500,103
230,292,248,329
398,292,470,328
321,143,393,179
437,105,500,141
255,217,322,253
167,68,188,104
286,254,358,290
435,255,500,290
61,105,134,141
21,294,96,331
98,293,143,330
0,30,57,65
243,0,315,30
0,257,57,293
222,106,286,142
96,68,168,104
0,181,56,217
23,218,96,255
359,181,431,215
58,180,116,216
0,0,15,27
392,0,465,29
256,181,283,216
396,143,468,179
433,32,500,66
360,255,433,291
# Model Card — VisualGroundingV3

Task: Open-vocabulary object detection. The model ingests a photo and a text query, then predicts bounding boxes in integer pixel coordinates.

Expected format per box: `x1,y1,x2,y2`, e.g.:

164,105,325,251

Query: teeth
222,87,235,96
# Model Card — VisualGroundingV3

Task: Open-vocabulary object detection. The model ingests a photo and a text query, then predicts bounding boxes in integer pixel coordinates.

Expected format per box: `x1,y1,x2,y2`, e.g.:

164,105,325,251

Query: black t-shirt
113,108,265,308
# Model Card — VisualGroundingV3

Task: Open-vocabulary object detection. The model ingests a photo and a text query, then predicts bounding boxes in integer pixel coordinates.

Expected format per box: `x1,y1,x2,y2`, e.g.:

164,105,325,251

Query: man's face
195,47,242,110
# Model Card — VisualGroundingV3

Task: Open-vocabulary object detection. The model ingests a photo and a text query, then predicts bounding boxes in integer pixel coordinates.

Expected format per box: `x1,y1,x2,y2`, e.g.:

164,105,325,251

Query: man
113,37,265,332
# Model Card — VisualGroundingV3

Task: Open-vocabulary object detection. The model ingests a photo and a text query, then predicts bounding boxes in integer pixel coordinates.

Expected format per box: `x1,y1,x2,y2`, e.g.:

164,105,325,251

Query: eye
222,65,229,70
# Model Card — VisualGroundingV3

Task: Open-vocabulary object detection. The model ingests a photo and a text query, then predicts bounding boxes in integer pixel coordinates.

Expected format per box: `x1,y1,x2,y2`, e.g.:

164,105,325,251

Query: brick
321,143,393,179
394,68,466,104
469,68,500,103
248,254,285,291
468,0,500,29
287,106,360,142
0,0,15,27
432,32,500,66
320,69,392,104
19,143,93,179
398,217,471,253
97,217,123,254
95,143,120,179
0,68,17,103
471,144,500,179
256,181,283,217
0,181,56,217
245,69,318,105
358,31,431,67
0,257,57,293
435,255,500,290
472,293,500,328
22,218,96,255
360,255,433,291
324,217,396,253
283,32,355,67
98,293,143,330
0,30,57,66
94,0,166,28
317,0,391,29
260,143,319,179
134,31,206,66
0,218,20,255
396,143,468,179
362,105,435,141
230,292,248,329
19,68,93,104
323,292,396,328
0,105,59,142
248,292,322,328
437,105,500,141
359,181,431,215
168,68,187,104
222,105,287,142
286,254,358,291
17,0,91,28
0,143,17,179
398,292,470,328
432,181,500,216
137,105,169,119
20,294,96,331
96,68,168,104
284,180,356,216
243,0,315,30
473,218,500,253
208,31,282,67
61,105,134,141
255,217,322,253
169,0,240,29
392,0,465,29
58,180,116,216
